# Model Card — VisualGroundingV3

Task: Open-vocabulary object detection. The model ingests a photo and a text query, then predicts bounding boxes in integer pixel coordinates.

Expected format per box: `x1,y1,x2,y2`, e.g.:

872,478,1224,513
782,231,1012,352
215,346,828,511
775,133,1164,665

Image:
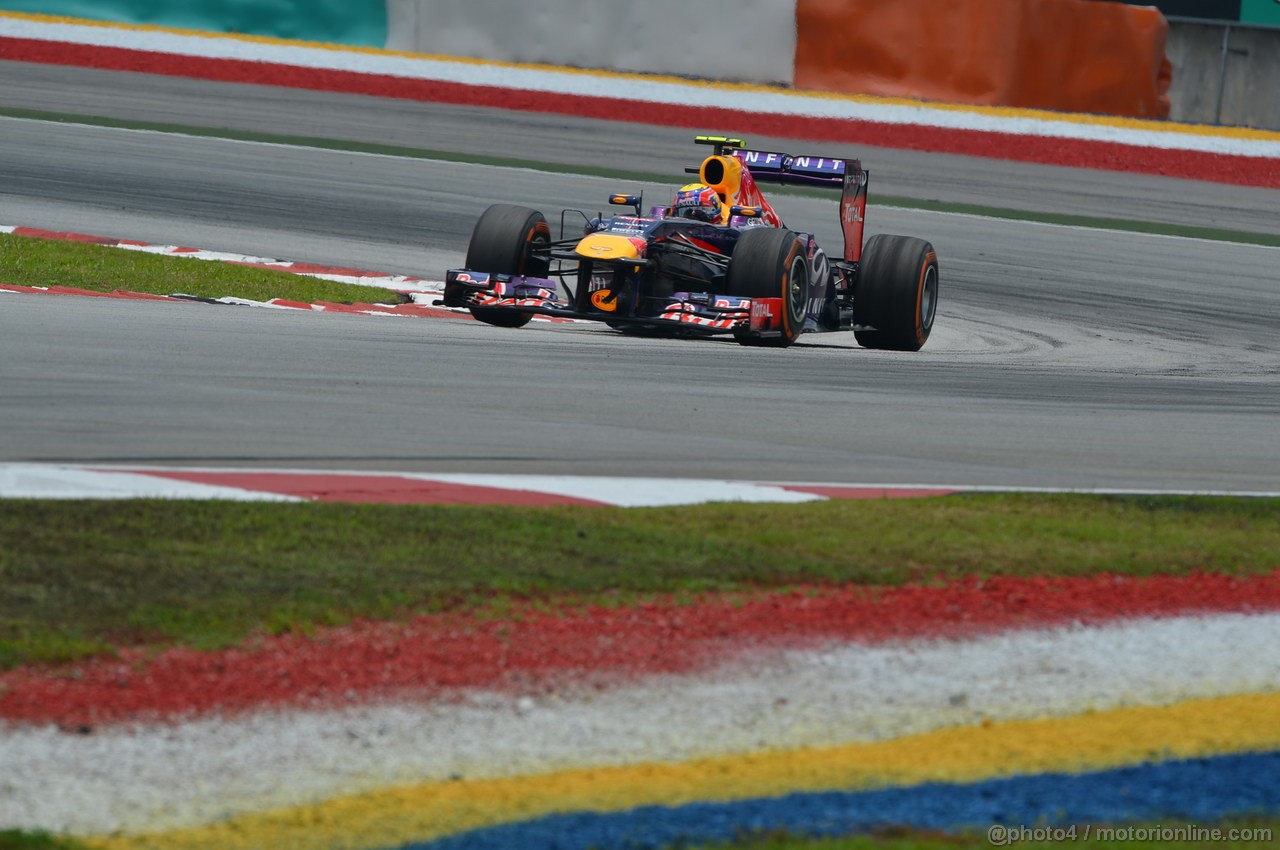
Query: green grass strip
0,832,91,850
1,494,1277,667
6,107,1279,249
0,232,402,303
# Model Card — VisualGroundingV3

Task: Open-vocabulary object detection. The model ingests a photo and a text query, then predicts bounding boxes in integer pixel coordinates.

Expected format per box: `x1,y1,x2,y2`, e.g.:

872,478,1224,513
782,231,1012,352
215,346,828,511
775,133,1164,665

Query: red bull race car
442,136,938,349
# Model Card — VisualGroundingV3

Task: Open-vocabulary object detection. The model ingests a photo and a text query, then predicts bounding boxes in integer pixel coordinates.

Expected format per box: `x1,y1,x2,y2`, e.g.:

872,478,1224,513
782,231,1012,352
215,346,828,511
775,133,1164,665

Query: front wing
441,269,791,339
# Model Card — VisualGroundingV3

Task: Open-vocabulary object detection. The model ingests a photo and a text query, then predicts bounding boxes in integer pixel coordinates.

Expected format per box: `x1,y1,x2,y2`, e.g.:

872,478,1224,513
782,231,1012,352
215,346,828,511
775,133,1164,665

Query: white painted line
777,480,1280,499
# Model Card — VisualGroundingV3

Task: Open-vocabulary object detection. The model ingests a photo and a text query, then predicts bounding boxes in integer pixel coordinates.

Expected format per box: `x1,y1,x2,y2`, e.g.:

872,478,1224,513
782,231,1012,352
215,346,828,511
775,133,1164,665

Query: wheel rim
920,264,938,331
788,253,807,321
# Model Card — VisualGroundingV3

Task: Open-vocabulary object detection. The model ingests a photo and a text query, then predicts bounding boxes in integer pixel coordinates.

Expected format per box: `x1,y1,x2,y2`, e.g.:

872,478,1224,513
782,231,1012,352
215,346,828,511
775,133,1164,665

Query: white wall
386,0,796,86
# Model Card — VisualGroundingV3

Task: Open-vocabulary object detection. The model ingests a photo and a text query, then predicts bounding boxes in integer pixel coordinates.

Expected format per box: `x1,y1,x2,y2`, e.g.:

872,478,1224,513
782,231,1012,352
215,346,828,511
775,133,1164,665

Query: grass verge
6,107,1280,250
0,232,402,303
0,832,89,850
1,494,1276,668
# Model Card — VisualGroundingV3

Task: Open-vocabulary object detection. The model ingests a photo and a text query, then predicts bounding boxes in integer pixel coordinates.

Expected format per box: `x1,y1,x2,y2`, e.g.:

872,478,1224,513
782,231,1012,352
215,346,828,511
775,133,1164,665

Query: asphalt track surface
2,62,1278,491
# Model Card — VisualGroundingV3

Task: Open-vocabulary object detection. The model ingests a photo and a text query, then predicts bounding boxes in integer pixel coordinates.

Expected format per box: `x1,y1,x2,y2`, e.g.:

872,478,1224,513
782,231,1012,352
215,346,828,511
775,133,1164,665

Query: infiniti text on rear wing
733,148,869,263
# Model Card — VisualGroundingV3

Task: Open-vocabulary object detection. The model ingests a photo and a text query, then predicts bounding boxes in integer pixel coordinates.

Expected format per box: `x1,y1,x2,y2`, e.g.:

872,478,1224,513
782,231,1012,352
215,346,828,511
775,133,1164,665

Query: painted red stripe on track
3,571,1278,726
88,289,174,300
784,486,958,500
3,37,1276,189
129,470,608,506
11,226,120,244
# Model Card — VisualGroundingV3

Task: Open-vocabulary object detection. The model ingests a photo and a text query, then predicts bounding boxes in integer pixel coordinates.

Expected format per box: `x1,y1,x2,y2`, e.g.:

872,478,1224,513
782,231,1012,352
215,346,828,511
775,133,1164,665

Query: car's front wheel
726,228,809,347
464,204,551,328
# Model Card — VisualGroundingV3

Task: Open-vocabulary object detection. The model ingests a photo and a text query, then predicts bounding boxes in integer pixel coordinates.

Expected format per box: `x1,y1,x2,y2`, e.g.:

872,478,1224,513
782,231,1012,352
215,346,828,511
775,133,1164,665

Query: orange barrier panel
795,0,1171,119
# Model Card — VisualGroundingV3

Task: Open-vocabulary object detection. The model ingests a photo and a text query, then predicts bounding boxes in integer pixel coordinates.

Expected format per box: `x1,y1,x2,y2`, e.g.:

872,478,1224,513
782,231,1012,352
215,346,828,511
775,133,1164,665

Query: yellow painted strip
7,11,1280,144
84,690,1280,850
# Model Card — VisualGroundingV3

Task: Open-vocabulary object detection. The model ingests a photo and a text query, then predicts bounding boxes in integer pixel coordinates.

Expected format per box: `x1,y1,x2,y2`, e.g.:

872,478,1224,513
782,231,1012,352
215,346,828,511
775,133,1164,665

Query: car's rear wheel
464,204,551,328
853,234,939,351
727,228,808,347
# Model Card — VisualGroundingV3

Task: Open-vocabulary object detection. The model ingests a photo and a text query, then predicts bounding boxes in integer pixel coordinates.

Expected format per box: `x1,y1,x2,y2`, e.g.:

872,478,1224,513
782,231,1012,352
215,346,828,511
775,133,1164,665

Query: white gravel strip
5,15,1280,158
0,464,300,501
405,473,826,506
4,612,1278,835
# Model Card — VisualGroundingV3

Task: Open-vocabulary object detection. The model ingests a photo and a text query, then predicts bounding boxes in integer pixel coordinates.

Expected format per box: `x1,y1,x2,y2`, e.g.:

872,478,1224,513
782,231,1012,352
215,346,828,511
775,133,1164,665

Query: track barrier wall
4,0,1280,128
389,0,1171,118
386,0,796,86
794,0,1170,118
1166,19,1280,129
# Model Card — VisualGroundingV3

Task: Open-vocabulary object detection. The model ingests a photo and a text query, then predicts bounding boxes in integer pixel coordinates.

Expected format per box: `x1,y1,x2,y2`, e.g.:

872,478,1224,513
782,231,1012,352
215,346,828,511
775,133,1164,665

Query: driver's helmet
671,183,723,223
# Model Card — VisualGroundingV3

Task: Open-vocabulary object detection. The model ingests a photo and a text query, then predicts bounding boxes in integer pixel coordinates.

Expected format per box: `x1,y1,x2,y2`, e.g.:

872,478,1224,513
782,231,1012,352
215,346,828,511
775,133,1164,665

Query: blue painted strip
406,751,1280,850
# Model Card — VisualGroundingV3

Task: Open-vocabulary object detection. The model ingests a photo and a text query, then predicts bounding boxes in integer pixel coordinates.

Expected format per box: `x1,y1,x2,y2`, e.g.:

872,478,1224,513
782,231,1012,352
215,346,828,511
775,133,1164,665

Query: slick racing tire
726,228,808,347
464,204,551,329
853,234,939,351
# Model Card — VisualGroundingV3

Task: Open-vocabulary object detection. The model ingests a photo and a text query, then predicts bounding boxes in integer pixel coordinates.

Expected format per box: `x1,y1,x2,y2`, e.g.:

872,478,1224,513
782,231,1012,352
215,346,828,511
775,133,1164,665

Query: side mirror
609,193,643,216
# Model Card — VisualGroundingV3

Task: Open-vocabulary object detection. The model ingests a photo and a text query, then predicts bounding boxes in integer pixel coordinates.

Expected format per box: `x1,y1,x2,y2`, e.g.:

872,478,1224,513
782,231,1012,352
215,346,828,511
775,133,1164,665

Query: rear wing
693,136,868,263
734,149,850,187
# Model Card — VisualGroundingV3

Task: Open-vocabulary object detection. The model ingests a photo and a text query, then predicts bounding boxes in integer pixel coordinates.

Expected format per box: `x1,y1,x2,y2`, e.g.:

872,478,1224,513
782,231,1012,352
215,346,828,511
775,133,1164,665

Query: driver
670,183,726,224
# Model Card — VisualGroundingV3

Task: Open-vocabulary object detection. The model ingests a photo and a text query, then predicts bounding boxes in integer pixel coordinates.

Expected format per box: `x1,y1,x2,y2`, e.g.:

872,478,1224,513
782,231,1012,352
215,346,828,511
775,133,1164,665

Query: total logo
751,300,773,319
842,202,865,225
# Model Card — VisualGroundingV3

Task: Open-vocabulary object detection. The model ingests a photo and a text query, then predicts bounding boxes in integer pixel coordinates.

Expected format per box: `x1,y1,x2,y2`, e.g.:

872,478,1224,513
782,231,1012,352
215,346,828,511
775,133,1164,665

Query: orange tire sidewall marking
914,250,938,345
519,220,551,275
782,239,804,340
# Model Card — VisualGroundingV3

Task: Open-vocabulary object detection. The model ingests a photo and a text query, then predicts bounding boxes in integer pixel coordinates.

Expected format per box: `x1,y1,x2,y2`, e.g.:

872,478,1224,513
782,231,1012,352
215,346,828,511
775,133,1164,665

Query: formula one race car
442,136,938,349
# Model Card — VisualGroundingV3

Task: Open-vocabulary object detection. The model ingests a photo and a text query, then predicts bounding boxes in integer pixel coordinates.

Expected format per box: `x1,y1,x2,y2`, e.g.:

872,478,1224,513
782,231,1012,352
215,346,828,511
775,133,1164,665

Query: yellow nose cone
576,233,643,260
